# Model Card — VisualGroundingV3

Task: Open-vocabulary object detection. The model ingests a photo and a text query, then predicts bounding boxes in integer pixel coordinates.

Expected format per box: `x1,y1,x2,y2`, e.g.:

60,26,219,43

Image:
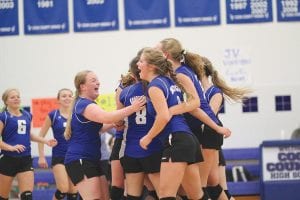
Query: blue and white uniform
119,82,162,158
176,65,220,141
205,85,226,161
49,110,68,158
65,97,103,164
0,110,32,157
64,97,104,185
147,75,202,164
205,85,224,116
0,110,34,177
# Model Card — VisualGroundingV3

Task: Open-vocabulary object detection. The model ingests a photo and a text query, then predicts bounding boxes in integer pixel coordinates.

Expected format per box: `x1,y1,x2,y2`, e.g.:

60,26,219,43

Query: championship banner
226,0,273,24
175,0,220,27
95,93,116,112
124,0,170,30
73,0,119,32
24,0,69,34
0,0,18,36
31,98,58,128
277,0,300,22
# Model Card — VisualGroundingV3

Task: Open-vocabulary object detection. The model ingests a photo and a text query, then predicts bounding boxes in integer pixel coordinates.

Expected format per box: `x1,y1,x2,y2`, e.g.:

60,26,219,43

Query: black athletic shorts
219,149,226,166
120,151,162,174
51,156,65,167
200,125,223,150
100,159,111,181
189,123,203,144
161,132,203,164
0,155,33,177
65,159,104,185
110,138,123,161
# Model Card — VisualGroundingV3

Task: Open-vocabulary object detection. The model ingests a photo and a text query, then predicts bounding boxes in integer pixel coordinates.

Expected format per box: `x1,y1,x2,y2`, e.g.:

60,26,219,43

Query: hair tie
180,49,187,64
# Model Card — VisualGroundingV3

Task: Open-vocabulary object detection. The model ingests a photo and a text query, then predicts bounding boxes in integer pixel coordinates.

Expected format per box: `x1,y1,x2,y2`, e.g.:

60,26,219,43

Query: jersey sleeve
75,98,94,115
0,112,6,124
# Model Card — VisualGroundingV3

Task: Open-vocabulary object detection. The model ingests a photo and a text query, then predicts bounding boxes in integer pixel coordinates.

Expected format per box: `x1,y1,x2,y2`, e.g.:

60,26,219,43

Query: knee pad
55,189,66,200
206,184,223,200
148,190,159,200
127,194,142,200
201,188,211,200
159,197,176,200
110,186,124,200
224,190,232,199
0,196,8,200
20,191,32,200
67,193,78,200
178,195,188,200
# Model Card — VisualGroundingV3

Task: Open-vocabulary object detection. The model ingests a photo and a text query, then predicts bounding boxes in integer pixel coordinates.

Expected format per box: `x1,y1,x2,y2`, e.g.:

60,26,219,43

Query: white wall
1,0,300,155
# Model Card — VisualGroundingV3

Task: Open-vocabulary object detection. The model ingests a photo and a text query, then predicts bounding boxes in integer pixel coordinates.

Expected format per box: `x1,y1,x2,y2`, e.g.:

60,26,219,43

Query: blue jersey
147,76,192,142
115,83,124,139
119,82,162,158
0,110,32,157
49,110,68,157
64,97,103,164
175,65,220,129
205,85,224,117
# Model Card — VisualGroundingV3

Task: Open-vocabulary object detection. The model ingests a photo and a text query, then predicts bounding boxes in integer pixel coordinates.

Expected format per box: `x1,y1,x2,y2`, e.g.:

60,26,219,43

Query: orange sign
32,98,58,128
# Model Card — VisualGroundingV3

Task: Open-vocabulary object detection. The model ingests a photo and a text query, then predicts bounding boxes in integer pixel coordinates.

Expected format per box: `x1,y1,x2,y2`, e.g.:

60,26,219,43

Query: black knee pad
206,185,223,200
127,194,142,200
179,195,188,200
148,190,159,200
224,190,232,199
159,197,176,200
67,193,78,200
20,191,32,200
110,186,124,200
55,189,66,200
201,188,211,200
0,196,8,200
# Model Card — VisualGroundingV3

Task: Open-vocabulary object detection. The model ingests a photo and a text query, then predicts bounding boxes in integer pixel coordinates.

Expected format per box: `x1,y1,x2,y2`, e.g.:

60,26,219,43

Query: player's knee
20,191,32,200
54,189,66,200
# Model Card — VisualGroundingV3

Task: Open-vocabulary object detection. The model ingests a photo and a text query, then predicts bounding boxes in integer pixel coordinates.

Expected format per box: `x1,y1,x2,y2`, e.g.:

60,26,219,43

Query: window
242,97,258,113
275,95,291,111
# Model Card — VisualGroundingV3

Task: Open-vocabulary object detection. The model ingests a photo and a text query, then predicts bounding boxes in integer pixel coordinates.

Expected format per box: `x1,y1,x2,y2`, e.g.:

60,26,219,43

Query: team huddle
0,38,251,200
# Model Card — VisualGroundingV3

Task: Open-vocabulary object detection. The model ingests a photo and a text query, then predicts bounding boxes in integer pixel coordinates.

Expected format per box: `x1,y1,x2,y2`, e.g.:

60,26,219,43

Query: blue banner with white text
175,0,220,27
124,0,170,30
24,0,69,35
74,0,119,32
277,0,300,21
0,0,18,36
226,0,273,24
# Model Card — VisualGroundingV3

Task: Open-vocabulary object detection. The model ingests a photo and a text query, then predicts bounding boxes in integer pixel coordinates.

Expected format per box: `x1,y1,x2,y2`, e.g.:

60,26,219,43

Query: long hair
120,48,148,90
202,56,252,103
142,47,189,97
160,38,205,81
64,70,91,140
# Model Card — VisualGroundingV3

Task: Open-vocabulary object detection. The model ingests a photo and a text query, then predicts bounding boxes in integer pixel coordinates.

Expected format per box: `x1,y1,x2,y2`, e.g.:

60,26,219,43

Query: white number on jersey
135,108,146,124
17,120,27,134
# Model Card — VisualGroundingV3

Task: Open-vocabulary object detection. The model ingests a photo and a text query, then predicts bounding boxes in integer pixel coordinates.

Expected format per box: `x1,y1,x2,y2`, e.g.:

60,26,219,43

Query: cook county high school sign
261,140,300,200
262,145,300,181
